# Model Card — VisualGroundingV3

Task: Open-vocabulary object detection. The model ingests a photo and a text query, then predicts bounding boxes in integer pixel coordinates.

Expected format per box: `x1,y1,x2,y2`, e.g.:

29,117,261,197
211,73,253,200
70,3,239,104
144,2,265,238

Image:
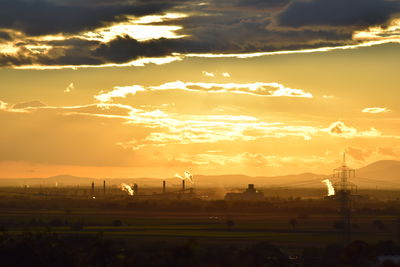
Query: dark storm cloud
212,0,290,10
169,12,352,44
92,35,238,63
237,0,289,6
277,0,400,28
1,0,400,67
0,52,34,67
0,26,353,67
91,28,350,63
0,0,179,36
38,38,105,66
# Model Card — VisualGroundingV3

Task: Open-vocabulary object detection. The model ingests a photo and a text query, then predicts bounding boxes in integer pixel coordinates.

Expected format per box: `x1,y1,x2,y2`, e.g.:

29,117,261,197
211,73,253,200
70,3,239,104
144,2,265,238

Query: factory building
225,184,265,201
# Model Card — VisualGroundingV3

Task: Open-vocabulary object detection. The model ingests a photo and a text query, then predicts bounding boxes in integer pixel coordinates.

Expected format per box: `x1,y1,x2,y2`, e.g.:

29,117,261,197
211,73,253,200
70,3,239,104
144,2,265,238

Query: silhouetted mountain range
0,160,399,188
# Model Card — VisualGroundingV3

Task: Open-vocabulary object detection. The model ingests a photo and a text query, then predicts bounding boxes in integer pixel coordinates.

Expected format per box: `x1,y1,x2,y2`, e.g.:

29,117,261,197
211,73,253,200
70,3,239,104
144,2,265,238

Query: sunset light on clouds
1,0,400,179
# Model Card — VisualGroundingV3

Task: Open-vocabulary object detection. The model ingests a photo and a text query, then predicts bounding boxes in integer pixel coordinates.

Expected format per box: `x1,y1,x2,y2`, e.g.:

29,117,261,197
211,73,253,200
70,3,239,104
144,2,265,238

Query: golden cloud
80,13,188,43
94,81,313,102
362,107,391,114
1,100,400,173
0,100,8,110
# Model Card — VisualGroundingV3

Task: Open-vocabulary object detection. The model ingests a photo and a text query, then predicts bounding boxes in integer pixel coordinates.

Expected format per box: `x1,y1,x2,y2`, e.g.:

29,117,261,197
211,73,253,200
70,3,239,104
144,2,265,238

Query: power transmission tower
333,153,356,243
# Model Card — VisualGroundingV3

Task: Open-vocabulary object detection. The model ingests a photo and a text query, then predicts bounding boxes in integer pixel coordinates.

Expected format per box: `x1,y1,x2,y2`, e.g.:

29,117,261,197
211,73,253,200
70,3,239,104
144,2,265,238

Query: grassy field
0,187,399,252
0,207,397,248
0,193,399,266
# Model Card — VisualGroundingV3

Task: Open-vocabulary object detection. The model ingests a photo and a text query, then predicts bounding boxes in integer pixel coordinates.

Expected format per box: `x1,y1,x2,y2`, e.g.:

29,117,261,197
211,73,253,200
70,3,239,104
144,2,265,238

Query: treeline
0,232,399,266
0,195,400,215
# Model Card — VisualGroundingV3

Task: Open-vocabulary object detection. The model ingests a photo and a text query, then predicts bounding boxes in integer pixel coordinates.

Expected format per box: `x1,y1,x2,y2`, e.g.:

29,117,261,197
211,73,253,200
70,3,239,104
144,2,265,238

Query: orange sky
1,1,400,178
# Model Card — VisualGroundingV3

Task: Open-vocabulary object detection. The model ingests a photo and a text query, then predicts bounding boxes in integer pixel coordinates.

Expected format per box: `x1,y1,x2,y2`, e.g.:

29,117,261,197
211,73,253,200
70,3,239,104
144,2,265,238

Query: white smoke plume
175,171,195,184
174,173,184,179
322,179,335,196
121,183,134,196
184,171,194,184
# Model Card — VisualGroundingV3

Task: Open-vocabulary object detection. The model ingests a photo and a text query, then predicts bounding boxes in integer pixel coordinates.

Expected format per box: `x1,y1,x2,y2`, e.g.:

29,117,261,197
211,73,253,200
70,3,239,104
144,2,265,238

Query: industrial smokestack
103,180,106,194
91,182,94,194
133,184,138,195
163,181,166,194
182,180,185,193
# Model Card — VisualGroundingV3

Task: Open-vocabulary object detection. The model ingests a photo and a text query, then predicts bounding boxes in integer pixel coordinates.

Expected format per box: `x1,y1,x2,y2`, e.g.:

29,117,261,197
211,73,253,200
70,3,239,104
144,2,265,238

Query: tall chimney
103,180,106,194
163,180,166,194
133,184,138,195
182,180,185,193
91,182,94,194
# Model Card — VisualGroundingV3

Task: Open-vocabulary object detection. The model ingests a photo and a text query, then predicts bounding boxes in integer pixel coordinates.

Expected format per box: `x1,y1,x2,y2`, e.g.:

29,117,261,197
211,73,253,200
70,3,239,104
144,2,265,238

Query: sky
0,0,400,178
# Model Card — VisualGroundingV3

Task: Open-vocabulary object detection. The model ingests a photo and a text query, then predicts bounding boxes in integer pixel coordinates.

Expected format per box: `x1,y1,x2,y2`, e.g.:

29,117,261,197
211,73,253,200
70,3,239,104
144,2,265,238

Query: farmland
0,186,399,266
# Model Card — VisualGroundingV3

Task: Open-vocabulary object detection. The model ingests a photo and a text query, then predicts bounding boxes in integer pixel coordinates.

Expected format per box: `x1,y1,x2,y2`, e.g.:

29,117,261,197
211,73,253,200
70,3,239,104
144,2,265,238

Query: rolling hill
0,160,398,188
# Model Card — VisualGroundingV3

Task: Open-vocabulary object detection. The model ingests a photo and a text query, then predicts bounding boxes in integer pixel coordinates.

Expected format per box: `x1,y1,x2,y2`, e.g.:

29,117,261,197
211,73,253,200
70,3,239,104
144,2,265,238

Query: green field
0,208,397,247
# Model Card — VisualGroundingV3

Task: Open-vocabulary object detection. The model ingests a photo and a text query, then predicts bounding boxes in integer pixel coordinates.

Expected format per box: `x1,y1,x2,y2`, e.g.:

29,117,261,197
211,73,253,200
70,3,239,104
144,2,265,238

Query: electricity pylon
333,153,357,243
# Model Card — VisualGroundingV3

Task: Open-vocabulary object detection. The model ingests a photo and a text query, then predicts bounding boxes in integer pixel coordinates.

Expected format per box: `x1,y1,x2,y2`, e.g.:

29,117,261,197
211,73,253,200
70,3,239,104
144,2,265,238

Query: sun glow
0,43,19,55
81,13,188,42
353,18,400,41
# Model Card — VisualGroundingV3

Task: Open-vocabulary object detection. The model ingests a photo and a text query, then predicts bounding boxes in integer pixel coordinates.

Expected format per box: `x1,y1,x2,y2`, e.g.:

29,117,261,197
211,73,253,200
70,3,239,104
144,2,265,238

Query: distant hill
353,160,400,188
0,174,94,187
356,160,400,180
0,160,399,188
0,173,325,188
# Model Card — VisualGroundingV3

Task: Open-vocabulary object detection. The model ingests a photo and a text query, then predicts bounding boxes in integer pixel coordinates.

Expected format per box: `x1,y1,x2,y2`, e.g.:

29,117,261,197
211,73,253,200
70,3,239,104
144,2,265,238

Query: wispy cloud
345,145,400,163
15,56,183,70
353,18,400,42
1,100,400,173
0,100,8,110
94,85,145,103
202,71,215,77
64,82,75,93
152,81,314,98
362,107,391,114
176,152,334,169
94,81,313,102
345,146,372,162
325,121,382,139
81,13,188,43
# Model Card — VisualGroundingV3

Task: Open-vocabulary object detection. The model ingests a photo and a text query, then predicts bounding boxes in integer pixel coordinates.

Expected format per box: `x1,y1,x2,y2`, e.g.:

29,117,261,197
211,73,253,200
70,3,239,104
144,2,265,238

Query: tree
112,219,123,227
70,221,84,231
373,220,385,230
333,220,345,230
226,216,235,231
289,218,298,230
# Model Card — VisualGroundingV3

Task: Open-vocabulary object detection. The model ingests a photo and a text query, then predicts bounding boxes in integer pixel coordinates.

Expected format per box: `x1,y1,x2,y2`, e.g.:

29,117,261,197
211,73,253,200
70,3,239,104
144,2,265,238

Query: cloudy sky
1,0,400,178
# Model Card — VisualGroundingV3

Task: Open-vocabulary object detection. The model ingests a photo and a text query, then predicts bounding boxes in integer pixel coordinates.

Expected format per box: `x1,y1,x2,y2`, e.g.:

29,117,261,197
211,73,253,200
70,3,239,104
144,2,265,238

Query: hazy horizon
0,158,398,179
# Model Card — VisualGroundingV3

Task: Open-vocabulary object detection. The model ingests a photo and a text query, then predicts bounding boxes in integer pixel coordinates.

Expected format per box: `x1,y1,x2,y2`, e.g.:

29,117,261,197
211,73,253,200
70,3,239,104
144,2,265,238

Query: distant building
225,184,265,201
